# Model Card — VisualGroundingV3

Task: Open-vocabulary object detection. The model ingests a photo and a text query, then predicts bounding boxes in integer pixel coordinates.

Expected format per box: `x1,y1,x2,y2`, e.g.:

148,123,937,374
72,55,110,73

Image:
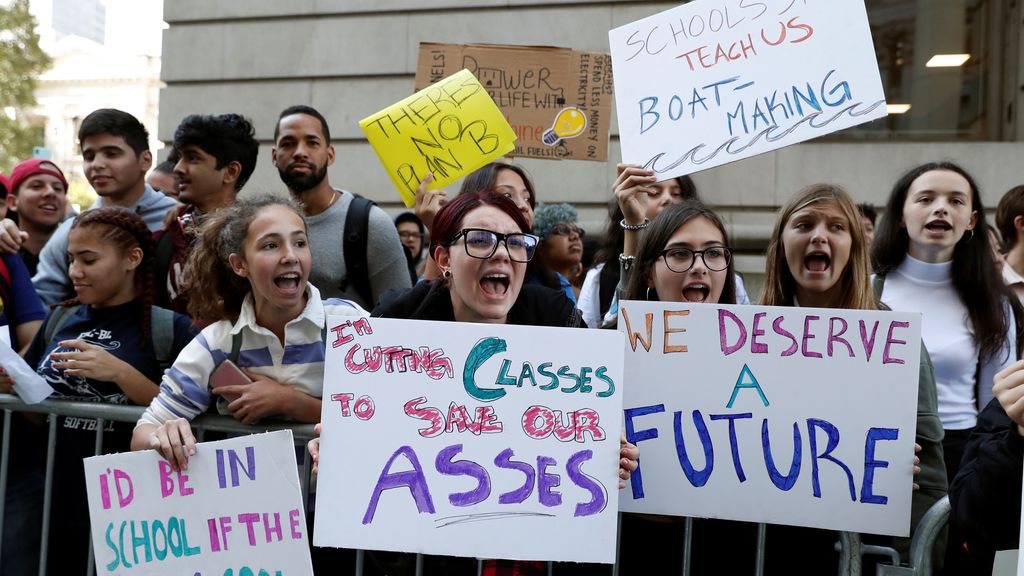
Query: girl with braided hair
17,207,196,575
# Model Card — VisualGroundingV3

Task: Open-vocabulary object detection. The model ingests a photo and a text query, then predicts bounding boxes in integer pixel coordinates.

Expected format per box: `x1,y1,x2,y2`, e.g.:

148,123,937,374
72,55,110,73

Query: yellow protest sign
360,69,517,207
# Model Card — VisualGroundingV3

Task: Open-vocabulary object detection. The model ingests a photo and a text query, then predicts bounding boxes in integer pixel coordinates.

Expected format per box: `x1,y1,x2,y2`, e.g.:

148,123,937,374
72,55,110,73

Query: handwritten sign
314,317,624,563
84,431,313,576
415,42,613,162
618,301,920,536
608,0,887,180
361,69,517,207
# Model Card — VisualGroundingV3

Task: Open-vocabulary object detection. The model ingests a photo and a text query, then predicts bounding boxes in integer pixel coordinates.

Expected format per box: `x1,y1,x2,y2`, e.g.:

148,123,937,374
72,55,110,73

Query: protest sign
609,0,887,180
314,317,624,563
84,430,312,576
618,301,920,536
415,42,613,162
361,69,516,207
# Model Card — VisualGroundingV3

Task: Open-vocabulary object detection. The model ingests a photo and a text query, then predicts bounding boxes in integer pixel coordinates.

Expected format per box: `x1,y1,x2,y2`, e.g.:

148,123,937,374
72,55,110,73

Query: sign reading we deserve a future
361,69,517,207
609,0,887,180
84,430,312,576
619,301,921,536
315,317,624,563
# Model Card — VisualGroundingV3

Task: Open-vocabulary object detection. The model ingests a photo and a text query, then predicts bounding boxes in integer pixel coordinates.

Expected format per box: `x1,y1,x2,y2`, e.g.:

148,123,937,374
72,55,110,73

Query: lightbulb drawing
542,107,587,145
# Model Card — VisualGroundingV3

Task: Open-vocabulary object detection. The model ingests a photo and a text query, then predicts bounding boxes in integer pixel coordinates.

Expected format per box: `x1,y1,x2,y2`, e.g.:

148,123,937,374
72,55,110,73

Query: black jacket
373,279,584,328
949,398,1023,569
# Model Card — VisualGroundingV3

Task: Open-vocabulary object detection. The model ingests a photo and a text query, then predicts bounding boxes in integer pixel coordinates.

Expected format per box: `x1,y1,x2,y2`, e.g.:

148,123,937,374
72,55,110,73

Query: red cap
9,159,68,195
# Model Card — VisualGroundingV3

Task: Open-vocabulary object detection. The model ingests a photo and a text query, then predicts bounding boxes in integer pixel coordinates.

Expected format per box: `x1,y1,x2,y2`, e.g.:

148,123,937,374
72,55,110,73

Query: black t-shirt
23,299,195,572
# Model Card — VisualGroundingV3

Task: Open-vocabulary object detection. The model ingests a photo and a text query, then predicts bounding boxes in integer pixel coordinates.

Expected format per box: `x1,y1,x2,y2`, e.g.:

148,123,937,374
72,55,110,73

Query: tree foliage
0,0,51,173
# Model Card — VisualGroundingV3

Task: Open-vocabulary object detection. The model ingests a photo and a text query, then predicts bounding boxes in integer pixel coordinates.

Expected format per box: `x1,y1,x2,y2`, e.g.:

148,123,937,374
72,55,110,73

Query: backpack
340,194,375,307
42,304,178,370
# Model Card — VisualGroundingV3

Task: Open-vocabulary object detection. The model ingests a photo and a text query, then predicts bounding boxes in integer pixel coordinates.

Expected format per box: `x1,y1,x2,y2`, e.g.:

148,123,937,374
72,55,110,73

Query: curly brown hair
183,194,306,323
62,207,157,346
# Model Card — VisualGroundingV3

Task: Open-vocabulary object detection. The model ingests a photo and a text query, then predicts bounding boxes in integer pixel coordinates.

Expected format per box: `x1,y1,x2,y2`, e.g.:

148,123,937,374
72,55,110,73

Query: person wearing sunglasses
369,190,640,575
533,202,586,304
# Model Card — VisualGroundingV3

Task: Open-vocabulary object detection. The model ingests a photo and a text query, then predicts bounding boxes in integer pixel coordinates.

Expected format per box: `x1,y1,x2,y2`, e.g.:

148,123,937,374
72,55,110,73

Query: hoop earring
442,269,452,279
646,286,653,300
967,229,975,241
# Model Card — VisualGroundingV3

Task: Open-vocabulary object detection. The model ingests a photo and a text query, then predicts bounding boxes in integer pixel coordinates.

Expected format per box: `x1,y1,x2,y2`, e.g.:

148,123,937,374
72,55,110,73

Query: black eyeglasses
549,223,584,238
660,246,732,273
448,228,539,263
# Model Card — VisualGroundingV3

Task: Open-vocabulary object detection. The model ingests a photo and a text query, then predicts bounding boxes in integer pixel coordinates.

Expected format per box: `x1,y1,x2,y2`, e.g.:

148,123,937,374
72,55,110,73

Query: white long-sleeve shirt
880,255,1017,429
138,283,366,426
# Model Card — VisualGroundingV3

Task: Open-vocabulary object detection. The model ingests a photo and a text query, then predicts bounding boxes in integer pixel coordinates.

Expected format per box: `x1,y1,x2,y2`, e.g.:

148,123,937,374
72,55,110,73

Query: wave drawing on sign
642,97,886,174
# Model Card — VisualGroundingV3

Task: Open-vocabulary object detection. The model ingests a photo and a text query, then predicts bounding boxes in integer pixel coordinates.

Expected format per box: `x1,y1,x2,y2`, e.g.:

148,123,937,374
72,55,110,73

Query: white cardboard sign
84,430,313,576
618,301,920,537
314,316,624,563
609,0,887,179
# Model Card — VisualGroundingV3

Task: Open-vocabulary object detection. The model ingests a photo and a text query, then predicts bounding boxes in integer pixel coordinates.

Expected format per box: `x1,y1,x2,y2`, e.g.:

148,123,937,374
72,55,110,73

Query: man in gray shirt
272,105,410,309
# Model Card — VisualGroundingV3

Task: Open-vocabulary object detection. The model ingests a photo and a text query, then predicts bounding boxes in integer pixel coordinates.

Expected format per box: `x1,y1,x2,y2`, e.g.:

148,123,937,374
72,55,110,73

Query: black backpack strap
153,232,176,307
149,306,177,370
43,304,81,344
598,261,619,317
342,194,375,307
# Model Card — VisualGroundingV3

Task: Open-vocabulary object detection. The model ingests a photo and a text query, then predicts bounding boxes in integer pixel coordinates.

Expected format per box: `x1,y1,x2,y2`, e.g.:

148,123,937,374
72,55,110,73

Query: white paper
84,430,313,576
315,316,625,563
0,338,53,404
609,0,887,181
992,549,1019,576
618,301,920,537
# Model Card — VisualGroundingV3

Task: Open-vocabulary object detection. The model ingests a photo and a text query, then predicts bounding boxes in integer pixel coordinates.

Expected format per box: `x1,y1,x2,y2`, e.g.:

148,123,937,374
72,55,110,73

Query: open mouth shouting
923,219,953,235
682,281,711,303
804,252,831,275
274,271,303,295
480,273,510,298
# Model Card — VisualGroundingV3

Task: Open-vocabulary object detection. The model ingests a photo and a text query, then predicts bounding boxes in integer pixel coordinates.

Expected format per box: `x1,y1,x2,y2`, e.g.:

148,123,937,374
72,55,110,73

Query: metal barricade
0,395,952,576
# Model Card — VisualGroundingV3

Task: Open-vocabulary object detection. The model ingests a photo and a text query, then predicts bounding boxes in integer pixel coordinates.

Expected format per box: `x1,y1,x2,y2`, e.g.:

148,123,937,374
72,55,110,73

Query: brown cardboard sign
415,42,612,162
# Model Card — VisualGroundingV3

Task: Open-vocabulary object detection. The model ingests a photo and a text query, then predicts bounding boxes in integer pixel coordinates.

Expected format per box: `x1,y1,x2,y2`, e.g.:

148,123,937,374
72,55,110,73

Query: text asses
314,317,625,563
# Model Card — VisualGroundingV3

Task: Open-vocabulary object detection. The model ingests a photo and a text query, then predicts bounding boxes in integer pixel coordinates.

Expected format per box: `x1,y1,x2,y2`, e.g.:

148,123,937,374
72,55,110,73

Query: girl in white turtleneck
873,161,1020,485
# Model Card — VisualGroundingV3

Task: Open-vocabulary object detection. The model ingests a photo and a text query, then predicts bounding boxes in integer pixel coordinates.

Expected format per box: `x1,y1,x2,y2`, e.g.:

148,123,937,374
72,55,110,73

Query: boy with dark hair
28,108,177,304
997,185,1024,302
154,113,259,315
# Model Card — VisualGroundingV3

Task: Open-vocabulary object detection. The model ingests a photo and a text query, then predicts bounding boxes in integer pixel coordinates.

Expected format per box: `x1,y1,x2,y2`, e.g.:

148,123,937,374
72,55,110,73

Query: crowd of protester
0,105,1023,575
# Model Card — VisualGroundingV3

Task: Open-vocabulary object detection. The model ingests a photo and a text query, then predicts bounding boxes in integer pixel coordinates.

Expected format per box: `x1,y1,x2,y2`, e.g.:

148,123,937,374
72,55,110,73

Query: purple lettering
719,309,747,355
801,315,823,358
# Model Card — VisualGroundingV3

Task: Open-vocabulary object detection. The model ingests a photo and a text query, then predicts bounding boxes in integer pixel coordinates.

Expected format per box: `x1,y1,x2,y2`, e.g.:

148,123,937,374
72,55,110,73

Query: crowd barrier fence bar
0,397,952,576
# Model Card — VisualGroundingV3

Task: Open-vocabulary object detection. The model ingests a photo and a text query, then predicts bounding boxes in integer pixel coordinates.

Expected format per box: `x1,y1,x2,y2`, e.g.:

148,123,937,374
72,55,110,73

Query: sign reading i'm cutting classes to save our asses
608,0,888,182
619,301,921,537
84,430,313,576
314,316,625,564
